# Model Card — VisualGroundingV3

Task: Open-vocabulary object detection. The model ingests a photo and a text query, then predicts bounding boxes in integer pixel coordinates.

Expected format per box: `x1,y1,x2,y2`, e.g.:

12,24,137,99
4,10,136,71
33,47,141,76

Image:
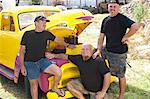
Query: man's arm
45,52,80,66
93,33,105,59
19,45,27,76
55,54,68,60
54,37,75,49
101,72,111,92
45,52,68,60
96,72,111,99
97,33,105,52
122,23,145,44
54,37,69,47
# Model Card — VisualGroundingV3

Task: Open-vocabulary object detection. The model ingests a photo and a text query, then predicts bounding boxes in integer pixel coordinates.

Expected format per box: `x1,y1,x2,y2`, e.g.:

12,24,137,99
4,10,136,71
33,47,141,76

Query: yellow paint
0,6,116,99
47,90,73,99
0,6,61,69
66,44,82,55
48,62,80,89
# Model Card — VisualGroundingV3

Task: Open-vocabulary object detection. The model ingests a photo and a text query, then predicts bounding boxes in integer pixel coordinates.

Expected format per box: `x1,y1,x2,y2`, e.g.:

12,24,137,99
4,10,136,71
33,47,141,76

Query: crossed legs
29,64,62,99
67,79,88,99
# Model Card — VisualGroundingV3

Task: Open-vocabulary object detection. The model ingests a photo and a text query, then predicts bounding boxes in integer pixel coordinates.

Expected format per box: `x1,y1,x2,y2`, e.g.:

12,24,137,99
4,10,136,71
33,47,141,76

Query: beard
82,56,90,61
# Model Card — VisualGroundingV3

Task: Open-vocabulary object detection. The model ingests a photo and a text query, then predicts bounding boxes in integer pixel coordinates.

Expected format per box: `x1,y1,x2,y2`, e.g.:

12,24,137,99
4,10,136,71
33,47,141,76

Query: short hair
82,43,94,50
109,0,120,5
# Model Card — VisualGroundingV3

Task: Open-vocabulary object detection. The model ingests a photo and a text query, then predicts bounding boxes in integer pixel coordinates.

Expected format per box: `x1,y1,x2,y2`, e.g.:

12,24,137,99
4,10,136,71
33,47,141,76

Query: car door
0,13,20,70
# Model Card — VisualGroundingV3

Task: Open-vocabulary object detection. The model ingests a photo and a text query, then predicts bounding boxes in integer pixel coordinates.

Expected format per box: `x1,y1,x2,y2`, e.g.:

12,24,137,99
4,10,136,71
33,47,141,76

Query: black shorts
102,48,127,78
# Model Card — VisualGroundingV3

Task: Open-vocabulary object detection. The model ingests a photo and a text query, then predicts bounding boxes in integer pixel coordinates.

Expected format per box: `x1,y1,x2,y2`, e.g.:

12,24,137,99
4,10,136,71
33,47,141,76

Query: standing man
46,44,111,99
19,16,70,99
93,0,144,99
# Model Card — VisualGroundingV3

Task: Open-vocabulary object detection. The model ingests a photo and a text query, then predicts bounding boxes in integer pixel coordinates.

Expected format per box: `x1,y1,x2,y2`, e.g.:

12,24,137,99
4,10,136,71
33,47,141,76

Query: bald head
82,43,93,50
81,44,93,61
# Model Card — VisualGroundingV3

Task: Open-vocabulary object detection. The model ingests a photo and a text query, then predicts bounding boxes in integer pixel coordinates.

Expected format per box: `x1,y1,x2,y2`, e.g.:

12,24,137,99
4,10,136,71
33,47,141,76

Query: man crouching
45,44,111,99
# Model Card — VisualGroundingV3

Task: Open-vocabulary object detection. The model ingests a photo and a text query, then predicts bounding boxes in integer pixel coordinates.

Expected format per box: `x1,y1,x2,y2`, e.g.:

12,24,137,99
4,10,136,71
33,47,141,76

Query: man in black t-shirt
46,44,111,99
93,0,144,99
19,16,70,99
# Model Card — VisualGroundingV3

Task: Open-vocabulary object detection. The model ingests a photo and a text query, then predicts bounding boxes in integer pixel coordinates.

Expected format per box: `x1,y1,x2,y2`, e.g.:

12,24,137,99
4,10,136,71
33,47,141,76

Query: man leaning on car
45,43,111,99
19,16,74,99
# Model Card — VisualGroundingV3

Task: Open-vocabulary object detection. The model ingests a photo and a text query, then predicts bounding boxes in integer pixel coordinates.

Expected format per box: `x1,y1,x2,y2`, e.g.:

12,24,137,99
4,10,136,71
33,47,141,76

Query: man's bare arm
19,46,25,66
96,72,111,99
19,45,27,76
54,37,75,49
55,54,68,60
101,72,111,93
122,23,145,44
97,33,105,52
45,52,68,60
54,37,69,47
93,33,105,59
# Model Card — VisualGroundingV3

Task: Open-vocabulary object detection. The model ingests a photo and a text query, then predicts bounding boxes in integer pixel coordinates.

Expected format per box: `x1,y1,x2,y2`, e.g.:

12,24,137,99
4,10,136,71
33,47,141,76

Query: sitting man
45,43,111,99
19,16,71,99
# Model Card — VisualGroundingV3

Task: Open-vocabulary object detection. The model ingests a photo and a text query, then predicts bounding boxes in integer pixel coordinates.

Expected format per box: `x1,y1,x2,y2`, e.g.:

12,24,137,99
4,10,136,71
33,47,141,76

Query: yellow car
0,6,116,99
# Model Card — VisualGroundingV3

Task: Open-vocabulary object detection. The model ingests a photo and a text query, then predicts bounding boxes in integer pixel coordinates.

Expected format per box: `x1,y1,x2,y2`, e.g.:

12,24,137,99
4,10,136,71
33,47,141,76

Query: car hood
22,9,95,37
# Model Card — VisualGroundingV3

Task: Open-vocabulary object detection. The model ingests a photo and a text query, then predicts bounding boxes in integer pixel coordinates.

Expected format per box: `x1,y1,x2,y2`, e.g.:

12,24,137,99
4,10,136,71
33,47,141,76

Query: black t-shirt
68,55,110,92
101,13,135,54
21,30,55,62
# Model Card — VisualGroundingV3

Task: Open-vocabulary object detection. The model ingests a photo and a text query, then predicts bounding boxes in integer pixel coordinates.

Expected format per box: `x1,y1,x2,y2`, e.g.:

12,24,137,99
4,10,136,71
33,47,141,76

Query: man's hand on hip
121,36,129,44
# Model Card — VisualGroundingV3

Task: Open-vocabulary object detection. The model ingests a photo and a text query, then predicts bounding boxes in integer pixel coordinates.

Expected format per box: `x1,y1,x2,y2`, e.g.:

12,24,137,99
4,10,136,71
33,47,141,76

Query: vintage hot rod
0,6,116,99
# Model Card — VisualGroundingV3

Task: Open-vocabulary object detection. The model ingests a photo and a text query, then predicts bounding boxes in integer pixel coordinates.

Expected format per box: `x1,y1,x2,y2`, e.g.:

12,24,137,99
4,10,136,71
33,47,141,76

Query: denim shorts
24,58,53,80
102,48,127,78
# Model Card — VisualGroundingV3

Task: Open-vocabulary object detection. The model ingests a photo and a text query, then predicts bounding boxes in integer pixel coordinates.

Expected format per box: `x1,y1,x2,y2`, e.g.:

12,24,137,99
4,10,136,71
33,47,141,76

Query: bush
133,2,145,22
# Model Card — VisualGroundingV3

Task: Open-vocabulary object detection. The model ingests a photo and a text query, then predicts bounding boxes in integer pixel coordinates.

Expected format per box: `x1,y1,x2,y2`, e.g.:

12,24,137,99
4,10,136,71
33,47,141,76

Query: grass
0,76,26,99
0,14,150,99
108,59,150,99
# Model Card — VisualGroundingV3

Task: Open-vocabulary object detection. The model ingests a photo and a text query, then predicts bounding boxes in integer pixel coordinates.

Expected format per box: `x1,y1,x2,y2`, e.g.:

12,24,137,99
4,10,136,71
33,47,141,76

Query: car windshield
18,11,59,30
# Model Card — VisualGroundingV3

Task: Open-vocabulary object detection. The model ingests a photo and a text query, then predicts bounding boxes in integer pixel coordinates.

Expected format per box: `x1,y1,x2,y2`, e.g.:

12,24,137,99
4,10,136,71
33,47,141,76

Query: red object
76,16,94,20
38,58,68,92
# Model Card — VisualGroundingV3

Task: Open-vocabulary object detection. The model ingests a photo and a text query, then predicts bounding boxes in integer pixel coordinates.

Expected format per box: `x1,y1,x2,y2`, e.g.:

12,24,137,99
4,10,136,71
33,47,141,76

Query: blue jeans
24,58,53,80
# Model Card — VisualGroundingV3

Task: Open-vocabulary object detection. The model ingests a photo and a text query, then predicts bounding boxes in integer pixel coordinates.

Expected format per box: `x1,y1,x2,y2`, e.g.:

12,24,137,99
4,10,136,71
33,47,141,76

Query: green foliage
133,3,145,22
141,34,145,38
